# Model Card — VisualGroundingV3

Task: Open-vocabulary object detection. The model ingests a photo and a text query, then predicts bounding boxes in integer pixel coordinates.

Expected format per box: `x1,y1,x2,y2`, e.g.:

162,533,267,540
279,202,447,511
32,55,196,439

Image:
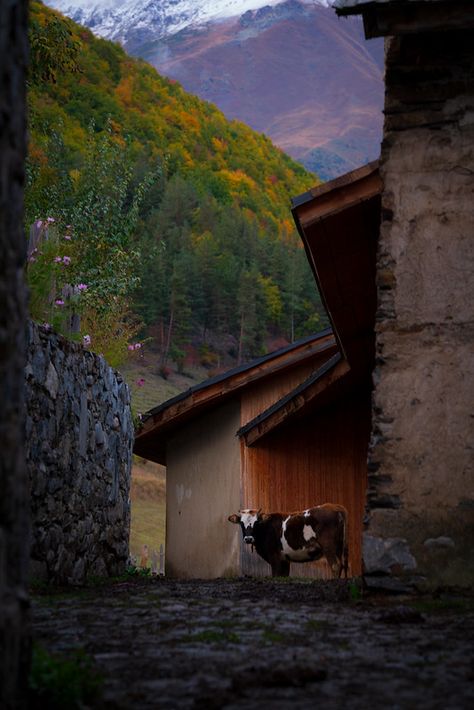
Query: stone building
335,0,474,586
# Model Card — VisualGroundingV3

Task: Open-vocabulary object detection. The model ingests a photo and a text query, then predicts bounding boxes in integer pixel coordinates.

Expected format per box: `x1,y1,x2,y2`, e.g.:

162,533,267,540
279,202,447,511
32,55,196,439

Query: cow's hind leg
325,552,343,579
271,559,290,577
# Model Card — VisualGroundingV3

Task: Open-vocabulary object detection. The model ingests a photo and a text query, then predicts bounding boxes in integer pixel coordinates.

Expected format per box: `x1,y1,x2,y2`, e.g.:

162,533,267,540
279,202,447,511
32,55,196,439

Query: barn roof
134,329,337,463
291,160,381,378
334,0,473,37
237,351,353,446
238,170,383,444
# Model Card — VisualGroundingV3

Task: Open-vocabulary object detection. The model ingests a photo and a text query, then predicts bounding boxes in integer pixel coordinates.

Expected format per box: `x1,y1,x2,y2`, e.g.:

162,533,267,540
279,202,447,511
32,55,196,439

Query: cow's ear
260,513,272,522
228,513,241,524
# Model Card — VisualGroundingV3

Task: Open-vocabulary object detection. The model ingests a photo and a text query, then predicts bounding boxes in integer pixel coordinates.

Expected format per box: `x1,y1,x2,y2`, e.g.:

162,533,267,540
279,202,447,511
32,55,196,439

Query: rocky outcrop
26,322,133,585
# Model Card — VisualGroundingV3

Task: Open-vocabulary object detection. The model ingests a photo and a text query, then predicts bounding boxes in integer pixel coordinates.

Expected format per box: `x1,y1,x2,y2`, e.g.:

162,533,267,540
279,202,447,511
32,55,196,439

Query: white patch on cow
303,524,315,542
281,516,313,562
240,510,259,529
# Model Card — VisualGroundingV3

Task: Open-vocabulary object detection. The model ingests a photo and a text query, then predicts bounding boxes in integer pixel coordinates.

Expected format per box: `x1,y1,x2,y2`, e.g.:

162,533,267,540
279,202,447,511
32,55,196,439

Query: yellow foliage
212,137,227,153
258,275,283,322
115,75,133,107
69,168,80,184
219,168,256,193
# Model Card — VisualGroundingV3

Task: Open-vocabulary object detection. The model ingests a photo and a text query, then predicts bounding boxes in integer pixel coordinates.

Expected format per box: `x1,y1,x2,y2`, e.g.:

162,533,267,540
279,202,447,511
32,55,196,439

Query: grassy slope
130,459,166,564
120,351,209,417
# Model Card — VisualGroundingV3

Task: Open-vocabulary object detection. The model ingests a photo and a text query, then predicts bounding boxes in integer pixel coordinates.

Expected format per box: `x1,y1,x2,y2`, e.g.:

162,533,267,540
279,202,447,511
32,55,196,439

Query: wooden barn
134,162,382,579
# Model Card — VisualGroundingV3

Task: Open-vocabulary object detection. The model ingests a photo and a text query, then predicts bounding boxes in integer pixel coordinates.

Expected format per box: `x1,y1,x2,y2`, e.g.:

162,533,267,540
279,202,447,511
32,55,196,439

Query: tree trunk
162,308,174,367
0,1,31,708
237,311,244,366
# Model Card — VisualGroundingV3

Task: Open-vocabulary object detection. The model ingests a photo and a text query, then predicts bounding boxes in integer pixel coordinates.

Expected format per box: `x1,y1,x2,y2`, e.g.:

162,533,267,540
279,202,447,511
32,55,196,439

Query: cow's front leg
271,559,290,577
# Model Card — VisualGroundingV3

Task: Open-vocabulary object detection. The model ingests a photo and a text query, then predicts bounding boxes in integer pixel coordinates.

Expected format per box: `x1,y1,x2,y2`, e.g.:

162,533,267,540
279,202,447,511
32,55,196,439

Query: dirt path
31,577,474,709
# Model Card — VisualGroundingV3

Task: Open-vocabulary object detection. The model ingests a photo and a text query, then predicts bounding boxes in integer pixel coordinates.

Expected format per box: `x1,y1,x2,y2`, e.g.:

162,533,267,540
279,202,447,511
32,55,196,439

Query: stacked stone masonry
367,30,474,586
26,322,133,585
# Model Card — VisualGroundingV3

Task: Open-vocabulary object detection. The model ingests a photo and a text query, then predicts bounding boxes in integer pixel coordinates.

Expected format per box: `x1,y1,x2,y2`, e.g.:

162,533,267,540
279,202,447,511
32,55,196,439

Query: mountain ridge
28,1,326,370
47,1,332,43
46,0,383,179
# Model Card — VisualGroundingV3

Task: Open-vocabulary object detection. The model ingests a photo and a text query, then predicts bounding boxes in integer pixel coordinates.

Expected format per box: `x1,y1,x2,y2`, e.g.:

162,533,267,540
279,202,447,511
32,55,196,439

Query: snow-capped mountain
45,0,382,179
47,1,332,43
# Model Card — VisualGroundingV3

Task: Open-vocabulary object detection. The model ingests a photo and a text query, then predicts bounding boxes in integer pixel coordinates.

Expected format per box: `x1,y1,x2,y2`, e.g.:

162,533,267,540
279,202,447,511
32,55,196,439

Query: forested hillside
27,1,326,375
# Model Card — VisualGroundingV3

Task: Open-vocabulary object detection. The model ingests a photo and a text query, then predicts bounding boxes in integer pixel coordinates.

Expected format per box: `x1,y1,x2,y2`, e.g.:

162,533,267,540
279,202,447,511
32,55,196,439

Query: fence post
159,544,165,576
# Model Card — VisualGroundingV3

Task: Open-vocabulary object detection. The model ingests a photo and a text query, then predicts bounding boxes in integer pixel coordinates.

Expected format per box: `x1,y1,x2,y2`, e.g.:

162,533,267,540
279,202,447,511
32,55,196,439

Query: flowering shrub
26,215,142,366
27,218,83,334
26,126,156,366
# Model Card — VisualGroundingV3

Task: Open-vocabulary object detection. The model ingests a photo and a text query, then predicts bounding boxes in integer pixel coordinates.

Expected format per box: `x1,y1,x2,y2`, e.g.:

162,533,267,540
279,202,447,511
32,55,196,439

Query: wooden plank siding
240,388,371,578
240,346,338,427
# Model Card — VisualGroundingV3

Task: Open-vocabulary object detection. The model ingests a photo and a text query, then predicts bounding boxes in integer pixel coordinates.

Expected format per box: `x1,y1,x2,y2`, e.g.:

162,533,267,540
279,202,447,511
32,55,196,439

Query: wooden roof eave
135,331,336,439
293,165,381,232
133,331,338,462
291,161,381,374
237,352,351,447
335,1,474,38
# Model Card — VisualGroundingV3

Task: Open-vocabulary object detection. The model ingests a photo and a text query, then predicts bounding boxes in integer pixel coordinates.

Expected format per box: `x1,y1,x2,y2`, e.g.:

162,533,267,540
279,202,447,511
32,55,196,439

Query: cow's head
228,509,262,545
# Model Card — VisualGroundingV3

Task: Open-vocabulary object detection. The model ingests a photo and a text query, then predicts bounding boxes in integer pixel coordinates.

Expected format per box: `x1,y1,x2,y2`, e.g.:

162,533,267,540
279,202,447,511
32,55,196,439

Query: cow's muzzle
244,536,254,545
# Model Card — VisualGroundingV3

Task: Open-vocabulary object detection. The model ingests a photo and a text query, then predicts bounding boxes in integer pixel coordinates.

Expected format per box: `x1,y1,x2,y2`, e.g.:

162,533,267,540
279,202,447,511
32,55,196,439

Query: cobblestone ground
31,577,474,709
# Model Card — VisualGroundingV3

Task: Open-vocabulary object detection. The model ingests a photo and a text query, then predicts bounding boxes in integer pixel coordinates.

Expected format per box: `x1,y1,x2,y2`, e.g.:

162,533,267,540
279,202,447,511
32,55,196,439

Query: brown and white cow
228,505,348,578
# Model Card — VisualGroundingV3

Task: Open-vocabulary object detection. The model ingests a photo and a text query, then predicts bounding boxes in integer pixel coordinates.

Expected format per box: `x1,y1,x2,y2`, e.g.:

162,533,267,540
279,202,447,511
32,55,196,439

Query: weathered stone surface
363,533,417,575
26,322,133,585
31,578,474,710
424,536,456,550
367,29,474,587
44,361,59,399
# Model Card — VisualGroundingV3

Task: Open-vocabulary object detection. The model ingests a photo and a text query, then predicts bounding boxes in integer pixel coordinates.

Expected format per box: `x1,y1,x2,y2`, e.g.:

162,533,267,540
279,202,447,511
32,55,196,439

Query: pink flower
64,235,72,241
83,334,91,346
54,256,62,263
62,256,71,265
43,322,52,331
46,217,55,223
134,343,142,350
55,299,64,306
28,256,36,263
77,283,88,291
127,344,135,351
136,378,145,387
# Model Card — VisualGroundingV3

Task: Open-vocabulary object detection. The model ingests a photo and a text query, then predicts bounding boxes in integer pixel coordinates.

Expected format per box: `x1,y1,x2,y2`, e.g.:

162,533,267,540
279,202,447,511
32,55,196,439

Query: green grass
28,645,102,709
130,459,166,564
130,497,166,563
262,627,286,643
409,598,474,614
119,356,208,417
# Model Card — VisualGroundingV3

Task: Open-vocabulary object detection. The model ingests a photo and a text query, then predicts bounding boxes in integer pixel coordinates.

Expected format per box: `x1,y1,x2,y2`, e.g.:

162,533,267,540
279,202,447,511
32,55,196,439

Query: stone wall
26,322,133,585
366,30,474,586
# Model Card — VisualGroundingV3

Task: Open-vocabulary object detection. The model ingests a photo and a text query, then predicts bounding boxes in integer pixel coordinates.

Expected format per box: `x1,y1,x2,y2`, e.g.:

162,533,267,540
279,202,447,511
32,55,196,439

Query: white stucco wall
165,399,241,578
